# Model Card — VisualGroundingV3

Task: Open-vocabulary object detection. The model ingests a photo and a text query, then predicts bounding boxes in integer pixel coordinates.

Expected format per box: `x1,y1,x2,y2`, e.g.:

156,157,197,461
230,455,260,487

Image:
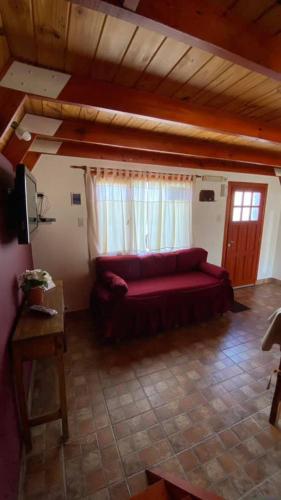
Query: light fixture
11,121,32,142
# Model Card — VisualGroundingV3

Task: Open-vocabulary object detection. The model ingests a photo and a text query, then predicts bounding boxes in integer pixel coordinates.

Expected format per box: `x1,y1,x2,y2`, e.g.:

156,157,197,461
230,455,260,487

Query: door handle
227,240,235,247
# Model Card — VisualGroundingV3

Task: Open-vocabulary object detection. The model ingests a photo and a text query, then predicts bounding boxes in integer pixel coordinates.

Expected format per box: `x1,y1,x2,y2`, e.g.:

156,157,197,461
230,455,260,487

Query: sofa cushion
103,271,128,296
126,271,219,298
96,255,141,281
176,248,208,273
140,252,177,278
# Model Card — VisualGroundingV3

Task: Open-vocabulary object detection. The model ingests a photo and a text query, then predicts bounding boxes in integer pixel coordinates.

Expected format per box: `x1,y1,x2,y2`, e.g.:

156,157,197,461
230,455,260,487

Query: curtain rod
70,165,202,178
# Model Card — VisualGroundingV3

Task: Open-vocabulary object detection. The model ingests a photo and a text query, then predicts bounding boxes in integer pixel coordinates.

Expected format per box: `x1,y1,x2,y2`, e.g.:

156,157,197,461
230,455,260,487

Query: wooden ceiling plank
240,92,281,120
156,46,213,97
65,3,105,76
79,106,99,121
51,119,281,167
0,12,10,71
174,56,232,100
0,0,35,62
114,26,165,87
95,109,116,124
227,0,276,22
110,113,132,127
192,64,250,106
33,0,70,70
223,77,281,113
25,96,43,115
42,100,62,118
54,140,275,176
78,0,281,80
135,38,189,92
92,15,137,82
61,103,81,119
255,3,281,36
205,72,267,111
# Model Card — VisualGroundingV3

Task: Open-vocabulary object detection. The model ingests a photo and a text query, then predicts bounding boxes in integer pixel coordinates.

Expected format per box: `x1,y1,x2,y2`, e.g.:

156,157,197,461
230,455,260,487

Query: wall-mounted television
15,164,38,244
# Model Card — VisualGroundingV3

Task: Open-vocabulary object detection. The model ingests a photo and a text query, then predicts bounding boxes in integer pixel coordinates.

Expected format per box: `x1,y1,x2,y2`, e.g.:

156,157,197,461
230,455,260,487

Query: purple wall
0,154,33,500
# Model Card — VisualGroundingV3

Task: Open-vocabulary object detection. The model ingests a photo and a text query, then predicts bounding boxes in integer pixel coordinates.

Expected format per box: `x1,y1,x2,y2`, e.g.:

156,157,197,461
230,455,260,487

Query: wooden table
12,280,68,451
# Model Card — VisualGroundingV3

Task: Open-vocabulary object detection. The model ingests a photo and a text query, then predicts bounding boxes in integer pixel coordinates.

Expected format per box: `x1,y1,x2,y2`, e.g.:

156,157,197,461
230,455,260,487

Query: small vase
28,287,44,306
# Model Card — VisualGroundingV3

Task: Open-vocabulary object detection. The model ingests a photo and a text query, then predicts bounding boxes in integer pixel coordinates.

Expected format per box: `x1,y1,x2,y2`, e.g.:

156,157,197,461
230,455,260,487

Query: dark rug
230,301,250,313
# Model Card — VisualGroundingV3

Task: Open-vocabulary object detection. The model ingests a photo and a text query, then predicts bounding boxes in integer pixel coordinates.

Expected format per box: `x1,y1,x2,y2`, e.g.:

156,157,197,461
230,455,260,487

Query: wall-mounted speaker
199,190,215,202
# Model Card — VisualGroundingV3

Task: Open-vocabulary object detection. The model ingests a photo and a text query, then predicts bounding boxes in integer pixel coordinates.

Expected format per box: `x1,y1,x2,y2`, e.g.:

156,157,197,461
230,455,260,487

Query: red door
222,182,267,287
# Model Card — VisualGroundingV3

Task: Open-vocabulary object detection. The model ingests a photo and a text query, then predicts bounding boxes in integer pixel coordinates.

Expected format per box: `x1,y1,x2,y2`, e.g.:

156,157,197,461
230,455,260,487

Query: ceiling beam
56,142,275,176
51,120,281,168
57,78,281,144
3,60,281,145
75,0,281,81
22,151,40,171
0,87,26,138
2,132,35,167
24,141,275,176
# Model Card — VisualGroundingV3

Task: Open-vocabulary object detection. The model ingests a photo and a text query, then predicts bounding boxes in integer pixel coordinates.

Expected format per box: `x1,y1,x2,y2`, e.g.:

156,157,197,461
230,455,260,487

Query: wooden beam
0,87,26,138
22,151,40,171
2,133,34,167
76,0,281,81
31,140,275,176
51,120,281,168
3,59,281,145
56,78,281,144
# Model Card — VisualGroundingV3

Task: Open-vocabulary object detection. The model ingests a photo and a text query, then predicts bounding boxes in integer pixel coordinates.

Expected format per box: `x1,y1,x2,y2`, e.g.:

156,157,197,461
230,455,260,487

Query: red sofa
92,248,233,339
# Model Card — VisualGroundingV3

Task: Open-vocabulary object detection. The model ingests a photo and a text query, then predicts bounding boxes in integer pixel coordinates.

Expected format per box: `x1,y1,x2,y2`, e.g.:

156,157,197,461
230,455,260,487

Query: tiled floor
22,284,281,500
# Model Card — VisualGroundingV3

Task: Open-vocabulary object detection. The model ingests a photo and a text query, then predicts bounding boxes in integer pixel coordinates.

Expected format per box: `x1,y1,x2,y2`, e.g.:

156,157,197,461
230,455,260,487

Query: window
232,190,261,222
86,169,193,256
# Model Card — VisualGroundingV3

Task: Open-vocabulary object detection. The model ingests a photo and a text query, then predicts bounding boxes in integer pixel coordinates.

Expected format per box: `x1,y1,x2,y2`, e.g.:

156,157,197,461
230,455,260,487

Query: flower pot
28,287,44,306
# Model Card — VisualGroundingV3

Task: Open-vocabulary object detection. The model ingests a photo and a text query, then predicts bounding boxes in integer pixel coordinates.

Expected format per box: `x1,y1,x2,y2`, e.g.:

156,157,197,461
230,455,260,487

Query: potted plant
18,269,53,306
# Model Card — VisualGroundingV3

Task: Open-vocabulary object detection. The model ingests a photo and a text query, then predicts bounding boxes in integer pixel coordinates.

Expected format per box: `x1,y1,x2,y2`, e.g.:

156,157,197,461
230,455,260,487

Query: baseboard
17,361,36,500
255,277,281,286
255,277,274,285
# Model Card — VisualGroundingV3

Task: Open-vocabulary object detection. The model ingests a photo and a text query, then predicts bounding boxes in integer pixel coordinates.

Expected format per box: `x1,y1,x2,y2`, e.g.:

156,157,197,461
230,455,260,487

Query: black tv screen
15,164,38,244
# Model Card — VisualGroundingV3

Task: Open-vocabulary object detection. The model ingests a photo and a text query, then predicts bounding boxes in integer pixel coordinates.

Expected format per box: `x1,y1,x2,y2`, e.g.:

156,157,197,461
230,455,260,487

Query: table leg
269,359,281,425
56,352,69,441
13,351,32,451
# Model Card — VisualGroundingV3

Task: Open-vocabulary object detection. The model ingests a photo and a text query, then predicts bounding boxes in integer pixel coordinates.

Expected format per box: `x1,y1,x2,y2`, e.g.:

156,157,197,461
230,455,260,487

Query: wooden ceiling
1,0,281,174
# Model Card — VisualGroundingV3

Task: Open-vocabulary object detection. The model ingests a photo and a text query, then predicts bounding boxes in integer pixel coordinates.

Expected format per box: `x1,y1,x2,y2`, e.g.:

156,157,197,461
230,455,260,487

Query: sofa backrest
96,255,141,281
176,248,208,273
96,248,208,281
140,252,177,278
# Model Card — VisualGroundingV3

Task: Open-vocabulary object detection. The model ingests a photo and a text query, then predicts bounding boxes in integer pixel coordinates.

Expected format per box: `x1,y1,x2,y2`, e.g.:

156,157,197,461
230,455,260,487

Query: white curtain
85,168,193,258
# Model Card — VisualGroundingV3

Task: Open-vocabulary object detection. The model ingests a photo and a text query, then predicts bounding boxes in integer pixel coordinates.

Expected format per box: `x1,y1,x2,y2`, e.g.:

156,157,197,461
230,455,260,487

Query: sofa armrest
102,271,128,297
199,261,229,280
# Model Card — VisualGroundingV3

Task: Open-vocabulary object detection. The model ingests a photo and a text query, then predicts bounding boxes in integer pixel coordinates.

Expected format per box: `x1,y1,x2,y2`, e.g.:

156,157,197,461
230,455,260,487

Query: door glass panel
243,192,252,206
252,192,261,206
233,207,241,221
242,207,250,221
234,191,243,206
251,207,259,221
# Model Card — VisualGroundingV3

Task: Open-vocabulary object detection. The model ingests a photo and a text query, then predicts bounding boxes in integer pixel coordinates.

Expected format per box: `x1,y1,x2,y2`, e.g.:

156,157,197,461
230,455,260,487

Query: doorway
222,182,267,287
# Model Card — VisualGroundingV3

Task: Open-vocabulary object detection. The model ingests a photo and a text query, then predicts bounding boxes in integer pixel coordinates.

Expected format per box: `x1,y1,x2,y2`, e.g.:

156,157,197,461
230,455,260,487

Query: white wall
32,154,281,310
31,157,90,311
273,215,281,279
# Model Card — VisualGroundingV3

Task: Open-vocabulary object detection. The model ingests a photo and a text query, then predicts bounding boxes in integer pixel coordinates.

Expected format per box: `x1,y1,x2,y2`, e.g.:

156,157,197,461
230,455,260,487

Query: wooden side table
12,280,69,451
